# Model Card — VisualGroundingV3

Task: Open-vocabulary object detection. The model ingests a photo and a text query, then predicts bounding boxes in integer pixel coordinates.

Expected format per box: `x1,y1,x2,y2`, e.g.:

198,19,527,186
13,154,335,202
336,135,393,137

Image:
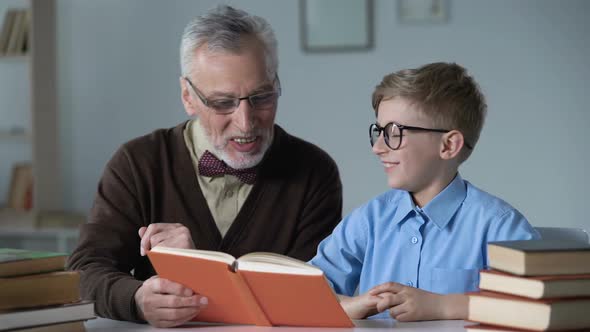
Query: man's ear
439,130,465,160
180,77,197,117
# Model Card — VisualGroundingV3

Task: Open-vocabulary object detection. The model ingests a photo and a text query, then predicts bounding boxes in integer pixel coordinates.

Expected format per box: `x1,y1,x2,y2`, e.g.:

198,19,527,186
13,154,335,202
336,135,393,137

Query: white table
85,317,473,331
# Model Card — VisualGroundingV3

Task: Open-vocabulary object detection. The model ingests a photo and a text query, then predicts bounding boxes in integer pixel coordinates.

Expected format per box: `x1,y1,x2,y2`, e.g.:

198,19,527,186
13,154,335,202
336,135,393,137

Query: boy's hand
369,282,447,321
337,293,382,319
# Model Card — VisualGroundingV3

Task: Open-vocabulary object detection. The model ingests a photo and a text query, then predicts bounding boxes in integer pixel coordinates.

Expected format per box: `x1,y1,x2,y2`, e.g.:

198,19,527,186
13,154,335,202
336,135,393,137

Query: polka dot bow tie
198,150,257,184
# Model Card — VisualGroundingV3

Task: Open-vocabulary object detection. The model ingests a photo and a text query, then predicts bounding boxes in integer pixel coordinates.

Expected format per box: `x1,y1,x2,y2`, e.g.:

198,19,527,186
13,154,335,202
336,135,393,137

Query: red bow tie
198,150,257,184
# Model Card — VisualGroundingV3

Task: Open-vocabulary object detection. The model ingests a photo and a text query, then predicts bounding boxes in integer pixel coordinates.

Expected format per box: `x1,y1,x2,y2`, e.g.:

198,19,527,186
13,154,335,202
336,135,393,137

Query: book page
237,252,322,275
150,247,236,265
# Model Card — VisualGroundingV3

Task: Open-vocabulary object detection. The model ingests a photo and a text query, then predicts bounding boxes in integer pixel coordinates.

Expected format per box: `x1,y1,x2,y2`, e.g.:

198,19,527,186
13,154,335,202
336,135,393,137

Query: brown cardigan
67,122,343,322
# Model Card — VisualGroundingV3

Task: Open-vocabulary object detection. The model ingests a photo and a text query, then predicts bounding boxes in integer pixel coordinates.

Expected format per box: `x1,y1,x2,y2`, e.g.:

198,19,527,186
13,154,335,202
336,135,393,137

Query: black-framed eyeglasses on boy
369,122,473,151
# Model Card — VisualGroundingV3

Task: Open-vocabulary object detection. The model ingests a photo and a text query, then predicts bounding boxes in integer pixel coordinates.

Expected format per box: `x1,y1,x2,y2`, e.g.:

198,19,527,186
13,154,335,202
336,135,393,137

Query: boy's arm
369,282,468,321
337,294,381,319
308,208,369,295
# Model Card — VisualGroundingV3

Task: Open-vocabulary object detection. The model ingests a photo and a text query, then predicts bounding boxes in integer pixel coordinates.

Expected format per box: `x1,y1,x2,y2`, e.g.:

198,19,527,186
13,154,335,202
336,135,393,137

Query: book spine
228,272,272,326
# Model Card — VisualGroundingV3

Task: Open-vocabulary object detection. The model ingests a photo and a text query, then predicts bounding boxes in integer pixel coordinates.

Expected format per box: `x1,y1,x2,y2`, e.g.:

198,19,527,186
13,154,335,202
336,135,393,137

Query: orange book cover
147,247,353,327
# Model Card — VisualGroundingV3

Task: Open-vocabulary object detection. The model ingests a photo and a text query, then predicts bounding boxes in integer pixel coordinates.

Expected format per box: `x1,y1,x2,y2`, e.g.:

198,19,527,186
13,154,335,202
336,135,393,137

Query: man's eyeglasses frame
184,76,281,114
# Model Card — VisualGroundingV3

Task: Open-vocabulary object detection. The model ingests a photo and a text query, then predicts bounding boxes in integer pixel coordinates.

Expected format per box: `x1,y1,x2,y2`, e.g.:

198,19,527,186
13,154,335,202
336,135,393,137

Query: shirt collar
389,173,467,229
422,173,467,230
390,191,415,226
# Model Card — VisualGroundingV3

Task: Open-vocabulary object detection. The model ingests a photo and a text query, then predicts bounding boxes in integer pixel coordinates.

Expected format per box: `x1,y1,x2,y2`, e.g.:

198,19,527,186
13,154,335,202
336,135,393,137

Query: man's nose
232,99,255,132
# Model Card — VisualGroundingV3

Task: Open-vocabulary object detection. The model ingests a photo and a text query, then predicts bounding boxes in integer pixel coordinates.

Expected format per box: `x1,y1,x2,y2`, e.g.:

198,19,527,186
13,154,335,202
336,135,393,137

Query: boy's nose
371,134,389,154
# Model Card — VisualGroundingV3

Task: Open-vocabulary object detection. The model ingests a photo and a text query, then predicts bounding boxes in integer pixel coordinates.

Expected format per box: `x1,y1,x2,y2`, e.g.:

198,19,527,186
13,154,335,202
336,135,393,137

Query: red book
147,246,353,327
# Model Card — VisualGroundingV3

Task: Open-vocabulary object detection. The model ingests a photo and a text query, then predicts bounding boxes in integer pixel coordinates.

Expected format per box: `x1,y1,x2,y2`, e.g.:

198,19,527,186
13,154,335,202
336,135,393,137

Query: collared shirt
310,174,539,315
183,119,253,237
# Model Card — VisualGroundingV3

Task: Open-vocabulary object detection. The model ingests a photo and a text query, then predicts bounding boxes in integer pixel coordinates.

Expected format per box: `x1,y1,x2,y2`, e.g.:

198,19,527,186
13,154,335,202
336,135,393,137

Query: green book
0,248,67,277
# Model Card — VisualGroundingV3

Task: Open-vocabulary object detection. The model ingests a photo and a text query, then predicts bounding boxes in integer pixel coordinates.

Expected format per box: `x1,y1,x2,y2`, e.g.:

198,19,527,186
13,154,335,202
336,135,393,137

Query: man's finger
149,277,195,296
140,224,172,256
138,226,147,238
140,224,158,256
149,232,165,250
140,224,180,255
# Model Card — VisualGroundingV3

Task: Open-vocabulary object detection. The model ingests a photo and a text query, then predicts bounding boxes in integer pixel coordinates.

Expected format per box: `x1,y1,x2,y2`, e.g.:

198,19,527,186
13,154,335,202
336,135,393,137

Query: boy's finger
376,293,404,312
369,281,404,295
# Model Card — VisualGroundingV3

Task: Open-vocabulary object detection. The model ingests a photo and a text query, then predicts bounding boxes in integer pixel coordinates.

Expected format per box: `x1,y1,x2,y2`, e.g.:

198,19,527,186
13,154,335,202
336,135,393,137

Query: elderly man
68,5,342,328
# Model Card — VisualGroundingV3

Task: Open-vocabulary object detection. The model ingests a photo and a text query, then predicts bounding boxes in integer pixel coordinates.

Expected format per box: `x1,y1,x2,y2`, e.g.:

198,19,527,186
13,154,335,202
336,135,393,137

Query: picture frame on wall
398,0,449,24
300,0,373,52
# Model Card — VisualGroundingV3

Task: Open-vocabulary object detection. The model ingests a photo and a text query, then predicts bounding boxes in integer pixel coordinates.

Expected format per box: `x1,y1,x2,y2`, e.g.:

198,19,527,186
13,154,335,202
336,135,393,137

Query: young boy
310,62,539,322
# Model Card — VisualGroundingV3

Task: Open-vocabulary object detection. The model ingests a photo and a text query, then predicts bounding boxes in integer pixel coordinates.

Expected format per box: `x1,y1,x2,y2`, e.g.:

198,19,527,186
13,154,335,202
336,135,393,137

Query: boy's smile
372,98,453,207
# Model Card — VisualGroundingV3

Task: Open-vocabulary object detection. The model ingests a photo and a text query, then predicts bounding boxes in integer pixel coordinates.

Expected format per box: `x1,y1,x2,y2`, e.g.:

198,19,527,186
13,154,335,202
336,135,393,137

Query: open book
147,247,353,327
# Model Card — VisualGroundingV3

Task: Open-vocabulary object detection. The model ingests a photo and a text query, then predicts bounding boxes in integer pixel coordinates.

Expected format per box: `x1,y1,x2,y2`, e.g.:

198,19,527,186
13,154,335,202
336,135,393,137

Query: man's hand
369,282,467,321
139,223,195,256
134,276,208,328
337,293,382,319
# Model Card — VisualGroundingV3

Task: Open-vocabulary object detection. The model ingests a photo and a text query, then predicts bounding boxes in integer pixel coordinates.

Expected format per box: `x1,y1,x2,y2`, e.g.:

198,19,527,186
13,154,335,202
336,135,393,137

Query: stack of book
467,240,590,331
0,248,95,332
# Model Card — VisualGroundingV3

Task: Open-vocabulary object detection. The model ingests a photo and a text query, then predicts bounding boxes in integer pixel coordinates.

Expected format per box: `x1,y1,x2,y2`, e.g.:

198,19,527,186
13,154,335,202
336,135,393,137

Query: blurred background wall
2,0,589,230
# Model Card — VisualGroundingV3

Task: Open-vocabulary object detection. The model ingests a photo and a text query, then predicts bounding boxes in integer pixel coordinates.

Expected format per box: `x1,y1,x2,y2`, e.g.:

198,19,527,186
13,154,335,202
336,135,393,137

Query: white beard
199,122,274,169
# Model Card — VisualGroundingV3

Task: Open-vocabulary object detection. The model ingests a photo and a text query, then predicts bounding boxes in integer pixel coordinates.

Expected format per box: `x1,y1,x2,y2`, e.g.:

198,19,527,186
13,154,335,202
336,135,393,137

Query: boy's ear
439,130,465,160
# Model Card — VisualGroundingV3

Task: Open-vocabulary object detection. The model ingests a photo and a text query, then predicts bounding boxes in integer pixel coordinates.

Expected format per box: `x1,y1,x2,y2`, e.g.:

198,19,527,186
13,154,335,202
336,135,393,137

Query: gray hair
180,5,279,79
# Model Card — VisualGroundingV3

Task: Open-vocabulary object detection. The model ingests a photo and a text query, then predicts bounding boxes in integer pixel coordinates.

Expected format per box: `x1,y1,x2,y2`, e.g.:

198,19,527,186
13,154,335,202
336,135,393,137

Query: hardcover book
468,291,590,331
147,246,353,327
0,271,80,310
0,248,67,277
487,240,590,276
0,301,94,331
479,269,590,299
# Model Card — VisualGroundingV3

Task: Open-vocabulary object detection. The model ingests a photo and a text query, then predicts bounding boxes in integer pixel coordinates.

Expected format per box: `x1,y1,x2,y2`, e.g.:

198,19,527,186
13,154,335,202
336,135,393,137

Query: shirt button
406,281,414,287
225,191,234,198
411,236,418,244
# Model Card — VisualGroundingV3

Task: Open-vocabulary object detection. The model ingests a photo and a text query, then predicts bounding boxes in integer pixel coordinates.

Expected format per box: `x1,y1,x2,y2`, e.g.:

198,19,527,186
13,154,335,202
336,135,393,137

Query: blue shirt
310,174,539,301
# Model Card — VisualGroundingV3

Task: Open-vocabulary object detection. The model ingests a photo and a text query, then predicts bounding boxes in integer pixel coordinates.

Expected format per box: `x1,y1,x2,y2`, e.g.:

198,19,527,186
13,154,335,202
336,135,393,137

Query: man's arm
67,146,203,324
67,146,151,322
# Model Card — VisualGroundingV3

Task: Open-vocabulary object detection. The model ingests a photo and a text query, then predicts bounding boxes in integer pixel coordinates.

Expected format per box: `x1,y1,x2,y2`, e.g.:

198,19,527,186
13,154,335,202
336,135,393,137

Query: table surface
85,317,473,331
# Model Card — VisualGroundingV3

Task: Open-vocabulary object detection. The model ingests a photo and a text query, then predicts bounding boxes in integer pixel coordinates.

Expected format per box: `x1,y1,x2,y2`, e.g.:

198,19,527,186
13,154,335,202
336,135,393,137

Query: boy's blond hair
372,62,487,162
